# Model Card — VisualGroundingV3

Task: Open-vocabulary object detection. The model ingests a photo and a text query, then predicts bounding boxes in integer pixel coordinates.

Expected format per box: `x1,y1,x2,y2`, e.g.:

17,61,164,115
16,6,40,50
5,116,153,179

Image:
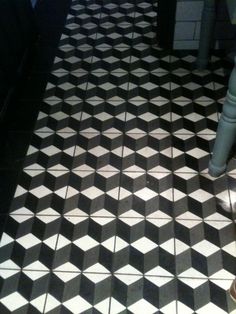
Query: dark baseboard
158,0,177,49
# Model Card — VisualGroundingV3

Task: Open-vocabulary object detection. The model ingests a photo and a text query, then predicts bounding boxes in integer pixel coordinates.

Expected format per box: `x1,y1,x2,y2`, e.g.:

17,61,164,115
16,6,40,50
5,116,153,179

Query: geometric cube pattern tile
0,0,236,313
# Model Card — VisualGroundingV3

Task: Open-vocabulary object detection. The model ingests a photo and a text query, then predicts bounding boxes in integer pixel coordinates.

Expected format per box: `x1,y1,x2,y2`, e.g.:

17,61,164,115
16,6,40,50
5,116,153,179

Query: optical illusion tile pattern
0,0,236,313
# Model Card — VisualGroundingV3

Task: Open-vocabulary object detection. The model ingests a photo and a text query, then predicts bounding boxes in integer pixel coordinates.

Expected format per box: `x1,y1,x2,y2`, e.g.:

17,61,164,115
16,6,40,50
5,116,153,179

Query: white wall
174,0,236,50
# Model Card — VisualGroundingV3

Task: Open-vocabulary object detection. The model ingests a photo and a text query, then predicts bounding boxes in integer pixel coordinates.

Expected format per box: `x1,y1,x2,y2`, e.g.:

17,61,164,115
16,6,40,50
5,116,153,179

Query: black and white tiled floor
0,0,236,313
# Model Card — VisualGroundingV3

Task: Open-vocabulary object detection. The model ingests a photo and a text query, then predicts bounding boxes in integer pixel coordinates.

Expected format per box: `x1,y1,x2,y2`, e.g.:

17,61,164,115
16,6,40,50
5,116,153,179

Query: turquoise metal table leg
209,57,236,176
196,0,216,69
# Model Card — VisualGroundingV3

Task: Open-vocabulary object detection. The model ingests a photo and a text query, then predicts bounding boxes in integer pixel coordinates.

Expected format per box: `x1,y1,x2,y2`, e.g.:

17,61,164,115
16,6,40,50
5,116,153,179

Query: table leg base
196,58,209,70
208,160,226,177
